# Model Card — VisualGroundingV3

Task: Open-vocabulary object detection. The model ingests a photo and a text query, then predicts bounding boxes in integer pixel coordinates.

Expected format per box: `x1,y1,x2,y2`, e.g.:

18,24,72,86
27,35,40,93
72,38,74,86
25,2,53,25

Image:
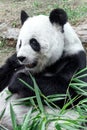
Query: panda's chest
41,61,67,77
40,57,68,77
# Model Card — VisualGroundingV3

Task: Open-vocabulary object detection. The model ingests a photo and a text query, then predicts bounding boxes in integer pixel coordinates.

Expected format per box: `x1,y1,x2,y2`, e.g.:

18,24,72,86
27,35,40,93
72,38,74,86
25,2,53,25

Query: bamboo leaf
29,73,44,113
10,104,18,130
22,107,32,130
74,67,87,77
55,123,61,130
0,108,5,120
39,118,46,130
18,78,34,91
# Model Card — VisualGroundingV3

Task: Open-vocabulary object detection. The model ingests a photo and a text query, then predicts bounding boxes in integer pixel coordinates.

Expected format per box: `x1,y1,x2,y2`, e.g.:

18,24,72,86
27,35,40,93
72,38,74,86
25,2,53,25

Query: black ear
49,8,68,26
21,10,29,25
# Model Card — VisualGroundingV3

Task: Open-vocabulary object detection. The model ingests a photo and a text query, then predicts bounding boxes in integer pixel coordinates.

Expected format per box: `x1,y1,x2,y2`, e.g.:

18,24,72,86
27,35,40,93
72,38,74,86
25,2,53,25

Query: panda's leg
0,53,22,92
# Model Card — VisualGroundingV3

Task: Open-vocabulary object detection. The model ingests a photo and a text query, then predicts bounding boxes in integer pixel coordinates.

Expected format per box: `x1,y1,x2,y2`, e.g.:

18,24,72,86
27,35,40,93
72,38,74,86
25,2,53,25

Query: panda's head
16,8,68,73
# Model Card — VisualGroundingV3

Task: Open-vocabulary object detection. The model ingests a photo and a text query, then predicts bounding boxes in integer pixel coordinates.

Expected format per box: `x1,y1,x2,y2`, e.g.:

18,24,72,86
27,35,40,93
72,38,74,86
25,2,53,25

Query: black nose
17,56,26,62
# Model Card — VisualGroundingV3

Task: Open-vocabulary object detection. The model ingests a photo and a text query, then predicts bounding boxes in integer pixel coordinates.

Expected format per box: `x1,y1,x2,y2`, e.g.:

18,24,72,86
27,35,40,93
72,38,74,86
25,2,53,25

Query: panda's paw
8,71,25,93
8,73,20,94
0,65,10,91
8,71,34,97
0,53,23,92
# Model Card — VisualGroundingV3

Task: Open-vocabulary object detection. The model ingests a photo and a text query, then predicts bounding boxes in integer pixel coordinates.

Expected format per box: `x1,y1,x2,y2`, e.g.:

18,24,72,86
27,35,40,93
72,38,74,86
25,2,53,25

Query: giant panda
0,8,86,129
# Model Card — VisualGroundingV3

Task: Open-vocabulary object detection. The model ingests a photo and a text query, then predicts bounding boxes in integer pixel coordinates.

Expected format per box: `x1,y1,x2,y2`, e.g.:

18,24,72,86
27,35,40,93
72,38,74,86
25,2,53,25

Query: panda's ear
49,8,68,26
21,10,29,25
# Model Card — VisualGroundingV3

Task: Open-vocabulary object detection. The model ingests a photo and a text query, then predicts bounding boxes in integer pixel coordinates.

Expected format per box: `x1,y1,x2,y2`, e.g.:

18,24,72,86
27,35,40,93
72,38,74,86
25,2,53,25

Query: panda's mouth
25,61,37,68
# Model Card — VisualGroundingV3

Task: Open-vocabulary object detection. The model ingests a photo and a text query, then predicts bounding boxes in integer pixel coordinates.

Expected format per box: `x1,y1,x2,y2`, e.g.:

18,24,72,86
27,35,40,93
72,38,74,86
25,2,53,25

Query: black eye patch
30,38,40,52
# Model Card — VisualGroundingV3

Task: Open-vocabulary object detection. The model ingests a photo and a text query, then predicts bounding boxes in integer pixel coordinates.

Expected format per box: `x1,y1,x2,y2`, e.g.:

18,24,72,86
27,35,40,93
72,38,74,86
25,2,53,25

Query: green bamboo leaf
18,78,34,91
0,108,5,120
70,85,87,95
49,97,65,102
29,73,44,113
10,104,18,130
55,123,61,130
71,78,86,84
34,80,44,112
29,120,39,130
13,96,36,102
22,107,32,130
76,74,87,79
29,98,38,110
60,96,78,114
74,67,87,77
47,94,66,98
44,99,56,112
70,83,87,87
79,98,87,104
39,118,46,130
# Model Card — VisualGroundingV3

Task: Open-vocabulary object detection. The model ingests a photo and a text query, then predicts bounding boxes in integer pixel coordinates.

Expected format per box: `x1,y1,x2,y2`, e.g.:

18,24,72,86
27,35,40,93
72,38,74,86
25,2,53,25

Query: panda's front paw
8,72,21,93
8,71,34,97
0,65,10,91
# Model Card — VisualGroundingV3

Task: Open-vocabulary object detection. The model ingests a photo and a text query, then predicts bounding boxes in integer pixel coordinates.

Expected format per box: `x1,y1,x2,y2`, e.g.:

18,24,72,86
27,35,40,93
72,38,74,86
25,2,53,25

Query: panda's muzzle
25,61,37,68
17,56,37,68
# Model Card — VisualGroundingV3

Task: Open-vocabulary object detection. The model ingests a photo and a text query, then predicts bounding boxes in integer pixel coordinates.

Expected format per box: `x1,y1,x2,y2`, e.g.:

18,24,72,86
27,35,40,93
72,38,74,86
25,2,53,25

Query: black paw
8,71,34,97
0,53,24,92
0,64,11,91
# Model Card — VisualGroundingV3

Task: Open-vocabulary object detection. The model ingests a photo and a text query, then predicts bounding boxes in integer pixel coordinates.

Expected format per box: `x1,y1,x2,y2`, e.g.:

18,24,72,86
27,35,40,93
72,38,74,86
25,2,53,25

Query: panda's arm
0,53,22,91
8,70,69,99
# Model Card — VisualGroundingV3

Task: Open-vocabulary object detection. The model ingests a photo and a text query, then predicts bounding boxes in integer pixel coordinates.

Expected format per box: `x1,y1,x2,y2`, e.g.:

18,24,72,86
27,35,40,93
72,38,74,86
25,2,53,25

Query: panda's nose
17,56,26,62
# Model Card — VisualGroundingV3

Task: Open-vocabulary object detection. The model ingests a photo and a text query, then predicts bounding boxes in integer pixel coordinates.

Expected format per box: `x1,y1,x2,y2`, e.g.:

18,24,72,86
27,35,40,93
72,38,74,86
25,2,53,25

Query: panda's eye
19,40,22,48
30,38,40,52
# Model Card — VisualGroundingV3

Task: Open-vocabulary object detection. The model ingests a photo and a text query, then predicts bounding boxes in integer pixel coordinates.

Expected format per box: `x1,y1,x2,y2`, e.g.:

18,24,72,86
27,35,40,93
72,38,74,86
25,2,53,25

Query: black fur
30,38,41,52
49,8,68,26
21,10,29,25
0,53,23,91
0,51,86,107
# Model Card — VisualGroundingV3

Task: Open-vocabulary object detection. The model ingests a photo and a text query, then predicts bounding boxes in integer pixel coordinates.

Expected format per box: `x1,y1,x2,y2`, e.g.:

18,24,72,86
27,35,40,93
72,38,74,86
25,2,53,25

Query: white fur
0,88,79,130
16,15,65,73
64,22,84,55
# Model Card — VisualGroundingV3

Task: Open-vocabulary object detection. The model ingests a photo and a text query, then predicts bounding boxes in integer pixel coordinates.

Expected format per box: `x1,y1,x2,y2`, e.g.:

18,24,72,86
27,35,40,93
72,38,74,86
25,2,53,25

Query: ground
0,0,87,65
0,0,87,27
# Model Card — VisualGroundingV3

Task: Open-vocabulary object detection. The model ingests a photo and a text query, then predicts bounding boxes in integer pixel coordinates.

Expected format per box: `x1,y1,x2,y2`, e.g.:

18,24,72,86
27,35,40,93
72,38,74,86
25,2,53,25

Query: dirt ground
0,0,87,65
0,0,87,27
0,0,59,27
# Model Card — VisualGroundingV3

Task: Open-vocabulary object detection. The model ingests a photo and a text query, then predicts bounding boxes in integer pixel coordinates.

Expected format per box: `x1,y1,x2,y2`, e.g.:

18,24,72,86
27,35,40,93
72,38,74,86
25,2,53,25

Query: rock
0,23,19,47
74,24,87,44
2,28,19,40
4,28,19,47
